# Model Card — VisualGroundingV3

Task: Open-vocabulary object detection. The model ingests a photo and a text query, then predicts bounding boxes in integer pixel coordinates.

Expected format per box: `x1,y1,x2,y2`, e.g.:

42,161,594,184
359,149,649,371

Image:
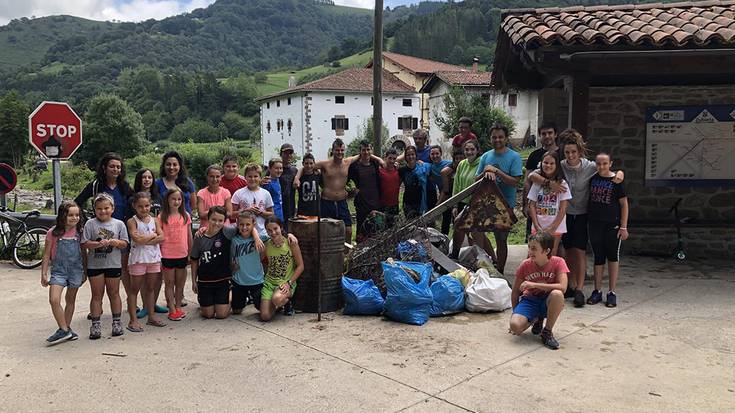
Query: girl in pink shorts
158,188,193,321
126,192,165,331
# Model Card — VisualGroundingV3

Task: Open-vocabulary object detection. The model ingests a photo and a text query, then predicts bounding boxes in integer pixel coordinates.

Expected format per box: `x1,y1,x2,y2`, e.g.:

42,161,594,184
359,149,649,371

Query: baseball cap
280,143,294,153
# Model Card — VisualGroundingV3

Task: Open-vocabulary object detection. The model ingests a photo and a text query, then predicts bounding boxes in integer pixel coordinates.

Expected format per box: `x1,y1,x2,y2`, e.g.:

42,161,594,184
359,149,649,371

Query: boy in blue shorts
510,232,569,349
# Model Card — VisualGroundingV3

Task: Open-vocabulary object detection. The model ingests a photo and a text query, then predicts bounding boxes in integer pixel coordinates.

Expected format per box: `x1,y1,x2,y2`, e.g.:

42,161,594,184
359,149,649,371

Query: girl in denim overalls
41,201,85,345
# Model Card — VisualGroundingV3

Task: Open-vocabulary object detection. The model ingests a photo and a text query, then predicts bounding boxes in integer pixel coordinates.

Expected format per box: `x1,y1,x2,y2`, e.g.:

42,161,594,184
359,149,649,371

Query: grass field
257,50,374,96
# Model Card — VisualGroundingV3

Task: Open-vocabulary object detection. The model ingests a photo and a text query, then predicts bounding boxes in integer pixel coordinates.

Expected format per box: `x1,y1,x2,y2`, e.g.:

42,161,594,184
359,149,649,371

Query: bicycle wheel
13,226,48,269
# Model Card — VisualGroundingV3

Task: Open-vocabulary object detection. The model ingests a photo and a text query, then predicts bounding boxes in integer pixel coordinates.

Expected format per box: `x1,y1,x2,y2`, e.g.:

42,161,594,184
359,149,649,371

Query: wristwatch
287,280,294,287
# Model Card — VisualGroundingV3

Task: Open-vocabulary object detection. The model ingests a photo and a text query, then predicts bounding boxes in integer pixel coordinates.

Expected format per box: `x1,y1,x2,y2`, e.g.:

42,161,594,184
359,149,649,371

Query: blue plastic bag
342,277,385,315
396,240,429,262
383,261,433,326
430,275,466,316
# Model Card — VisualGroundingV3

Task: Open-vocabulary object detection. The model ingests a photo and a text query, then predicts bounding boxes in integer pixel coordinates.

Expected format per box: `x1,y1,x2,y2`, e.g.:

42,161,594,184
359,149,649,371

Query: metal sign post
52,159,62,213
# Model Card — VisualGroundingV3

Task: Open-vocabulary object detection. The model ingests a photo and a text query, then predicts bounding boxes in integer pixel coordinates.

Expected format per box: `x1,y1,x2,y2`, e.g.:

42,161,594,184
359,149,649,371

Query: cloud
0,0,215,25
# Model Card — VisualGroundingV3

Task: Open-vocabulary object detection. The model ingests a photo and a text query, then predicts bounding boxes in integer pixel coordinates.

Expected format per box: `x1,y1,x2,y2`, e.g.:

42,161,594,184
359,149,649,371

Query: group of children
41,154,304,345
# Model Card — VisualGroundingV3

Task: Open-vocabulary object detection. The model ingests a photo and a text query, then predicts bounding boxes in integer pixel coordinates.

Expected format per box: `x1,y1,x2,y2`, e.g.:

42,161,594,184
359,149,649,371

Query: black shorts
321,198,352,226
161,257,188,270
197,280,230,307
87,268,122,278
231,282,263,311
562,213,589,250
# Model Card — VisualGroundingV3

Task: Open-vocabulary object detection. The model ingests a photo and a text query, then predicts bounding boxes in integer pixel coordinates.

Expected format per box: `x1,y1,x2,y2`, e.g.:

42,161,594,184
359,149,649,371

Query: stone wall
586,85,735,258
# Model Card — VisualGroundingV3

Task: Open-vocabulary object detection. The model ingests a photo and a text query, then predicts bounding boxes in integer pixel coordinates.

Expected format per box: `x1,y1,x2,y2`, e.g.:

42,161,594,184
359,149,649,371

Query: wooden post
372,0,384,156
567,73,589,137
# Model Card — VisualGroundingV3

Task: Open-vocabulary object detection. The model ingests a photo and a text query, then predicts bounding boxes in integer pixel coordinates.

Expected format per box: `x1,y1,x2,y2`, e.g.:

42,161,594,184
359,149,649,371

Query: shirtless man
294,138,383,243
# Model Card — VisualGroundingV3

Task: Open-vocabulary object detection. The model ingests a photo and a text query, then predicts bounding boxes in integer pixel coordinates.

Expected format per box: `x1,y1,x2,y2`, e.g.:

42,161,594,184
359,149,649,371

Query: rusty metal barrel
289,217,345,313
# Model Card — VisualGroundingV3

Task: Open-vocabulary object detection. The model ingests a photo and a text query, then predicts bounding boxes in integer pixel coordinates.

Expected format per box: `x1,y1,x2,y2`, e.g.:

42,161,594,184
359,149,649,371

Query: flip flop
146,319,167,327
126,325,144,333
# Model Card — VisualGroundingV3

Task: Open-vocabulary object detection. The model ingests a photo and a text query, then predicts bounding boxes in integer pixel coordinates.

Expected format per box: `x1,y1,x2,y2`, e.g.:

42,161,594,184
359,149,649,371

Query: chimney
288,75,296,88
472,57,479,72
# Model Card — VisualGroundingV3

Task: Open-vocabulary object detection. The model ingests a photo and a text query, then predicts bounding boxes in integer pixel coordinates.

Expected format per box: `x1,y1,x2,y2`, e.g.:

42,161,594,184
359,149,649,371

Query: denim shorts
49,268,85,288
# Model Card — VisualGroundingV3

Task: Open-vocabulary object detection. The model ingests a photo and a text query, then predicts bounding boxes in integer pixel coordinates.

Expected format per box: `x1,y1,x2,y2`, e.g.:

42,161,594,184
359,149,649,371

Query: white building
257,68,421,163
421,70,539,146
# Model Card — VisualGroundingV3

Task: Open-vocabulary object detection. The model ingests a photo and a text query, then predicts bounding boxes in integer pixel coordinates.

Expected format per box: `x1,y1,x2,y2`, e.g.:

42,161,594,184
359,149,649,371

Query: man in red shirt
378,148,400,217
451,117,478,149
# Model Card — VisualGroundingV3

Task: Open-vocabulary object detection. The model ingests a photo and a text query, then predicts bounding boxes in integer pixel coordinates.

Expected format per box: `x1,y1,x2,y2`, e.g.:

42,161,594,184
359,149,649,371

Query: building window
508,93,518,107
287,97,291,105
402,98,412,107
266,102,270,109
331,116,349,136
335,96,345,104
398,116,418,131
287,119,292,134
277,100,281,107
371,97,374,106
266,120,271,133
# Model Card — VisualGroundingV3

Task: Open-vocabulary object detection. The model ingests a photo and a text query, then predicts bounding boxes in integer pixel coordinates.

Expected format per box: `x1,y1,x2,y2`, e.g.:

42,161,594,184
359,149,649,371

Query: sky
0,0,426,26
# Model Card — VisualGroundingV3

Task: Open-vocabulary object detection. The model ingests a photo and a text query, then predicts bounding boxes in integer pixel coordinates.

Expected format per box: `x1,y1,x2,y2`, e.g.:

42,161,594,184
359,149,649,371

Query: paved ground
0,246,733,412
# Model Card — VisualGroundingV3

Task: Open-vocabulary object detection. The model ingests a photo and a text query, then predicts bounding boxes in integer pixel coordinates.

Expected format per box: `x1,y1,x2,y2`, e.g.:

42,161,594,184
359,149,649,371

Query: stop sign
28,101,83,160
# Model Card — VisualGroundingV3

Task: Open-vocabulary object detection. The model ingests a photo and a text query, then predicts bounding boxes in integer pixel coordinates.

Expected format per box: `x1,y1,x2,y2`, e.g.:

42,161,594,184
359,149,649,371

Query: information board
645,105,735,186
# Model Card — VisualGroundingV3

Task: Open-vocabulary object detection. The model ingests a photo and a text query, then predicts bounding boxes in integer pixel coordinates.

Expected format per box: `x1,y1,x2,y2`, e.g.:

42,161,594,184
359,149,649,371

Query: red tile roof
257,68,415,101
368,52,465,74
434,71,492,86
501,1,735,49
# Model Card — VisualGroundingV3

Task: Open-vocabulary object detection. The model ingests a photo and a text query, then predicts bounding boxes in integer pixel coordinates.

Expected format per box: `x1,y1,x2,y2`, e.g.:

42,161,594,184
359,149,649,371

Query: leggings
588,220,621,265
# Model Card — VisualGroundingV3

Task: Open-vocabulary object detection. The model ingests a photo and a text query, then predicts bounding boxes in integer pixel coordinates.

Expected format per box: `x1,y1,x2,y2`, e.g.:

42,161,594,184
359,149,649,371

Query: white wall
260,93,304,164
260,91,421,162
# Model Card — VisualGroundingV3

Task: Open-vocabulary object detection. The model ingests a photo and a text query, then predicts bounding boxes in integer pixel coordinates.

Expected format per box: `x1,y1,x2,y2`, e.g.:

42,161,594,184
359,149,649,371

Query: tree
79,93,145,168
0,91,31,167
435,86,515,152
348,117,390,156
169,118,220,143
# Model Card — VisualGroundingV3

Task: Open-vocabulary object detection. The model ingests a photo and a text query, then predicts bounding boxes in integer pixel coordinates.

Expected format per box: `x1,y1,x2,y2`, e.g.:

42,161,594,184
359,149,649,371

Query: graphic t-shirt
81,218,129,269
262,179,284,221
232,187,274,235
190,229,232,282
515,256,570,298
527,179,573,233
297,173,321,216
588,174,626,223
220,175,248,195
475,149,523,208
399,163,431,213
265,239,295,286
231,234,269,286
379,168,400,208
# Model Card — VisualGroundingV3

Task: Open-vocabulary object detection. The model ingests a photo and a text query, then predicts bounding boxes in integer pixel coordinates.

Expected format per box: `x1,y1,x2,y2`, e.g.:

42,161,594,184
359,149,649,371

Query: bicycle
0,208,49,269
668,198,691,261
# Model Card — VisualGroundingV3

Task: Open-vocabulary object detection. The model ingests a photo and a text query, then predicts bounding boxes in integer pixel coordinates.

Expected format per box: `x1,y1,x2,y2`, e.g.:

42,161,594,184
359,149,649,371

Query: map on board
645,105,735,186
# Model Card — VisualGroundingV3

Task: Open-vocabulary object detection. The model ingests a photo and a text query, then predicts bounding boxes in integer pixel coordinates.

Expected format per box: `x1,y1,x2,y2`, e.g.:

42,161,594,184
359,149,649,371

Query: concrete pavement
0,246,733,412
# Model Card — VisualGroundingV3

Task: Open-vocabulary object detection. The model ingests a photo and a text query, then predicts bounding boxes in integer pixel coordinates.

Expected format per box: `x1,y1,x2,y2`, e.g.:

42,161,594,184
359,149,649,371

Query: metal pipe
559,48,735,61
52,159,62,213
316,173,322,322
372,0,384,156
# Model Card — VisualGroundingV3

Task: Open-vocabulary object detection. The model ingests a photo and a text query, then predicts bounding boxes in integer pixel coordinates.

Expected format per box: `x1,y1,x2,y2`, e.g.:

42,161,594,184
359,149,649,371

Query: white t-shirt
527,179,572,234
231,187,274,235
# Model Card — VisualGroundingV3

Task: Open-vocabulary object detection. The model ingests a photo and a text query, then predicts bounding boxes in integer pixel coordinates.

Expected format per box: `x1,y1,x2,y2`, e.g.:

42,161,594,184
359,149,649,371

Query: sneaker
89,321,102,340
87,310,103,320
531,318,544,335
587,290,603,305
68,329,79,341
154,304,168,314
111,320,124,337
181,299,188,307
573,290,585,308
168,310,185,321
136,307,148,319
564,287,575,299
605,291,617,308
283,301,294,316
46,328,72,345
540,328,560,350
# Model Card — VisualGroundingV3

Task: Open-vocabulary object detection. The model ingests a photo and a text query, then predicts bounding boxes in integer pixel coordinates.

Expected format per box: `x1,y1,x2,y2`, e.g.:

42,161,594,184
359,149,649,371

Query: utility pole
372,0,383,155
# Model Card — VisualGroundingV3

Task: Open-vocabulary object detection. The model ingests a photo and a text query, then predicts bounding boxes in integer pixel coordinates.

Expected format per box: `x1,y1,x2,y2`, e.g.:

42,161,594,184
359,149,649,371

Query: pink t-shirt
197,187,231,226
515,256,570,298
45,227,79,260
157,213,190,259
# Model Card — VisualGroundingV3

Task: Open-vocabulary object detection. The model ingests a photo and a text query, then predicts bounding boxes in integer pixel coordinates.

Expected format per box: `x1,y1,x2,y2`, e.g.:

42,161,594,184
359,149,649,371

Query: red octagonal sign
28,101,83,160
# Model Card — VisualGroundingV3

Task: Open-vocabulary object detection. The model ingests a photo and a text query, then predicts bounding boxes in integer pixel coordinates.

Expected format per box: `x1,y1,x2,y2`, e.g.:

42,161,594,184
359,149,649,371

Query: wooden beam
567,74,589,137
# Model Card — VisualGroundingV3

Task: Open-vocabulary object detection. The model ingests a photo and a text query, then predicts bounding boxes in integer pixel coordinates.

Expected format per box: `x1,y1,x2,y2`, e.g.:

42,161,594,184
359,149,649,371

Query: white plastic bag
465,269,512,312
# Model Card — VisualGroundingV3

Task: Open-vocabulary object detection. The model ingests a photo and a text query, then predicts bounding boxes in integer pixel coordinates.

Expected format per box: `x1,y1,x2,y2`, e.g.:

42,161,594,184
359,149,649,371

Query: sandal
126,325,144,333
146,319,167,327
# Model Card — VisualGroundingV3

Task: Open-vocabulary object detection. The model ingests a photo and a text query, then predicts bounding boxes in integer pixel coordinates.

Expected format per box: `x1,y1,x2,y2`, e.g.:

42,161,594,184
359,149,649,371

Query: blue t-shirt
263,179,284,221
104,184,128,221
416,146,431,163
155,177,196,214
429,159,452,191
231,234,269,286
475,149,523,208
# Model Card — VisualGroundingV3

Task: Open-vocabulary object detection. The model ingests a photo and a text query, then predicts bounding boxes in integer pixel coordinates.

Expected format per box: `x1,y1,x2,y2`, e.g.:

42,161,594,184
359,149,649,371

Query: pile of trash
341,236,512,326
